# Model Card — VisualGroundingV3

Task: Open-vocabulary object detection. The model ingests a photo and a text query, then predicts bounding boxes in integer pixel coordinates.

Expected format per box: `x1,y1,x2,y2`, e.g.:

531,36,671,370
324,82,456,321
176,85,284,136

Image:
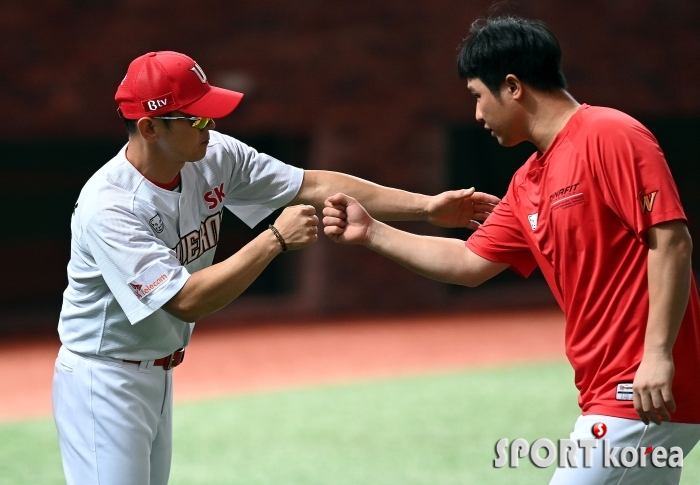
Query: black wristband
268,224,288,252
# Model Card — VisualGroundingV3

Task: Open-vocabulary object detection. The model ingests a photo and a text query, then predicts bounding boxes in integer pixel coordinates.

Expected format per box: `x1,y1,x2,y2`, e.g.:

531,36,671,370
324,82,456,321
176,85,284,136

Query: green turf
2,362,699,484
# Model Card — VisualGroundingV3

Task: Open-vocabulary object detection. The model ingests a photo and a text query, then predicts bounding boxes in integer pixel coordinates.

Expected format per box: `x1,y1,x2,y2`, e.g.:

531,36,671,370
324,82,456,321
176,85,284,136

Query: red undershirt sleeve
466,189,538,278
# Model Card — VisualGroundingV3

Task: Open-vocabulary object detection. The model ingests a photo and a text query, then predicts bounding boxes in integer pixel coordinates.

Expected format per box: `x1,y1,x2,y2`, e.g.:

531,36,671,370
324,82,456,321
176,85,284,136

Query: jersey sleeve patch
637,189,658,214
128,263,171,300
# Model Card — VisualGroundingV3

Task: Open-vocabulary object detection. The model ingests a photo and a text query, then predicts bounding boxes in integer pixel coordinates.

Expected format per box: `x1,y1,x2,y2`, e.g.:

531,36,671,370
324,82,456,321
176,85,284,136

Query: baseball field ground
2,309,699,484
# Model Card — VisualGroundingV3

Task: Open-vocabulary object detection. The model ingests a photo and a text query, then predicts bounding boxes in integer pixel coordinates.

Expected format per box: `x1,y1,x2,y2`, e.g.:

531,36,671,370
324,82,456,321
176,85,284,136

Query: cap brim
180,86,244,118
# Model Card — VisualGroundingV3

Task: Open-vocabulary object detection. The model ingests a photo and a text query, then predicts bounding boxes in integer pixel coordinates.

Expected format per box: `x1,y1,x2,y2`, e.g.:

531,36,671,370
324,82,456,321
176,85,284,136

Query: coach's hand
273,205,319,250
323,193,374,244
633,350,676,425
425,188,500,230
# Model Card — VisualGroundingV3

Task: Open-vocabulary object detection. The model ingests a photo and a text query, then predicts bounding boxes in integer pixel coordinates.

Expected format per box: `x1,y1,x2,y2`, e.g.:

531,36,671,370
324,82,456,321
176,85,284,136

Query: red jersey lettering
213,183,225,204
204,183,225,210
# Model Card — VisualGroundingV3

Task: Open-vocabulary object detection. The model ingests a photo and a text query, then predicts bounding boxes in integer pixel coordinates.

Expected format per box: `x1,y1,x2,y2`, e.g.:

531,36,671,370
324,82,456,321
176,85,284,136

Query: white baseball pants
549,414,700,485
53,345,174,485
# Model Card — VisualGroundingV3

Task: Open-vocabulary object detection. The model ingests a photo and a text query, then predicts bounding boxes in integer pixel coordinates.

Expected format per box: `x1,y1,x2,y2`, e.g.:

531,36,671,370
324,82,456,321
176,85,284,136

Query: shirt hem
583,404,700,424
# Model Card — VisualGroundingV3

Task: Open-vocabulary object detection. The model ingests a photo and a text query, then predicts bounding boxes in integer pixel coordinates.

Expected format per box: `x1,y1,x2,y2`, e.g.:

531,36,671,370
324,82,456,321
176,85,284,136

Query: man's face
155,111,215,162
467,78,520,147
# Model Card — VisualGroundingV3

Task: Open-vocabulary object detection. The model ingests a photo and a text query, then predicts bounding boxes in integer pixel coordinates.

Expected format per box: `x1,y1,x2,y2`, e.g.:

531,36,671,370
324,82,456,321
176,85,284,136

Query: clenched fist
322,193,374,245
272,205,319,251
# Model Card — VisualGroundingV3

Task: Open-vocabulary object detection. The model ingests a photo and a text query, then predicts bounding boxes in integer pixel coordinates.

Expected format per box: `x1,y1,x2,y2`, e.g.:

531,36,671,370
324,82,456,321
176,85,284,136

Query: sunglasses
153,115,212,130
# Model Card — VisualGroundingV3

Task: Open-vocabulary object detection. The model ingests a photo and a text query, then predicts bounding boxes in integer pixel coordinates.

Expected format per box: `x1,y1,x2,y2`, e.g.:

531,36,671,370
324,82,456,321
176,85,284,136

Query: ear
136,117,159,142
504,74,523,100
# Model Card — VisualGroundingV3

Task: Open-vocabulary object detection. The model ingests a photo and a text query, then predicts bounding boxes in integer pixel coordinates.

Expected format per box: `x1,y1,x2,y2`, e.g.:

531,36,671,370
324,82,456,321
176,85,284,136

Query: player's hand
323,193,374,244
273,205,318,250
632,350,676,425
425,188,500,229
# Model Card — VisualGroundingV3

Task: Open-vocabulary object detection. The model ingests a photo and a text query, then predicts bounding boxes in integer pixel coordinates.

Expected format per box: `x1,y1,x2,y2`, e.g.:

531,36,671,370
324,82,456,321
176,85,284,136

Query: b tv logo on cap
142,92,174,112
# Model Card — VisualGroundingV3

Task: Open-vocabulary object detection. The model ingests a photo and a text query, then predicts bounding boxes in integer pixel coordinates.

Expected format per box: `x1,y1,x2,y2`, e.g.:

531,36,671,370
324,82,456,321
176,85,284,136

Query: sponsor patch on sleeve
128,264,170,300
616,382,634,401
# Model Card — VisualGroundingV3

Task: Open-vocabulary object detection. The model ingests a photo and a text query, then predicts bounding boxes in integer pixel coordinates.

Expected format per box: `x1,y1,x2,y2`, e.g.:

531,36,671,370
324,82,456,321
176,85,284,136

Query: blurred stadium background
1,0,698,335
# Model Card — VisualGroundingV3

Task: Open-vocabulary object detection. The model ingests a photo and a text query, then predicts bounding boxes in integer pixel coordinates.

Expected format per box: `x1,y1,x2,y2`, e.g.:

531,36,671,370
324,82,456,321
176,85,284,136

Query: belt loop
138,360,152,374
166,353,176,370
166,348,185,370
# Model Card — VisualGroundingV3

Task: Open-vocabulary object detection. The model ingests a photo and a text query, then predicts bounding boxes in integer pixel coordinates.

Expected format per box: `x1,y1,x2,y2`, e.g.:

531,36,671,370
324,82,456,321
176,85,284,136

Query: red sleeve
466,189,538,278
590,114,686,241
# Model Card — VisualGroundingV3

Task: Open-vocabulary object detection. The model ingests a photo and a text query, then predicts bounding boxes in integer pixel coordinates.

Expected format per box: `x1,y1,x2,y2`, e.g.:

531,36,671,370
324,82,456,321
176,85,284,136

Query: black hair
122,116,138,135
119,112,172,136
457,16,567,94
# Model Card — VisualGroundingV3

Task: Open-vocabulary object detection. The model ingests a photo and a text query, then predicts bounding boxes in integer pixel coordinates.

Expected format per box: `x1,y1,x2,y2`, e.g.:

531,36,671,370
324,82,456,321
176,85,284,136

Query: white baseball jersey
58,130,303,360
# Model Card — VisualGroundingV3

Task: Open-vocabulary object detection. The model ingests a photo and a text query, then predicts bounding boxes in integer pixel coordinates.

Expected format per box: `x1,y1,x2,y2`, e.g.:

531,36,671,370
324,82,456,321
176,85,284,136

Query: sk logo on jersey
204,183,225,210
528,213,538,231
149,214,165,233
638,190,658,214
129,283,143,298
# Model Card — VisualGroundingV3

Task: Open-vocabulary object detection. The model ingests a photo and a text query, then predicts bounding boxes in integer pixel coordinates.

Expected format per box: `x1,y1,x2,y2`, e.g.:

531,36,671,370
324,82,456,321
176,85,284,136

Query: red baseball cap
115,51,244,119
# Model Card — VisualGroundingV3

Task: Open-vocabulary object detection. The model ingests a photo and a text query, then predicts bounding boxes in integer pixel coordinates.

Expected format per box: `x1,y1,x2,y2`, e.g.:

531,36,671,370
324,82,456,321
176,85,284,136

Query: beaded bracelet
268,224,288,252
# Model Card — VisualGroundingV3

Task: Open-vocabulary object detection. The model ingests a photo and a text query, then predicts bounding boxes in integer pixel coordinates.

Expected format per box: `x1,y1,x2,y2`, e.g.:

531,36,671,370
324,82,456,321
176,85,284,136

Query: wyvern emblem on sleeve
638,190,659,214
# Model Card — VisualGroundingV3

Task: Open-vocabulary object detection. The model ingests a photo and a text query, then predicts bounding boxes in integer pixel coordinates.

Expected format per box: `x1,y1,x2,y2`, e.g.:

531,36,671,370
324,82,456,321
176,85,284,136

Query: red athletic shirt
467,104,700,423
